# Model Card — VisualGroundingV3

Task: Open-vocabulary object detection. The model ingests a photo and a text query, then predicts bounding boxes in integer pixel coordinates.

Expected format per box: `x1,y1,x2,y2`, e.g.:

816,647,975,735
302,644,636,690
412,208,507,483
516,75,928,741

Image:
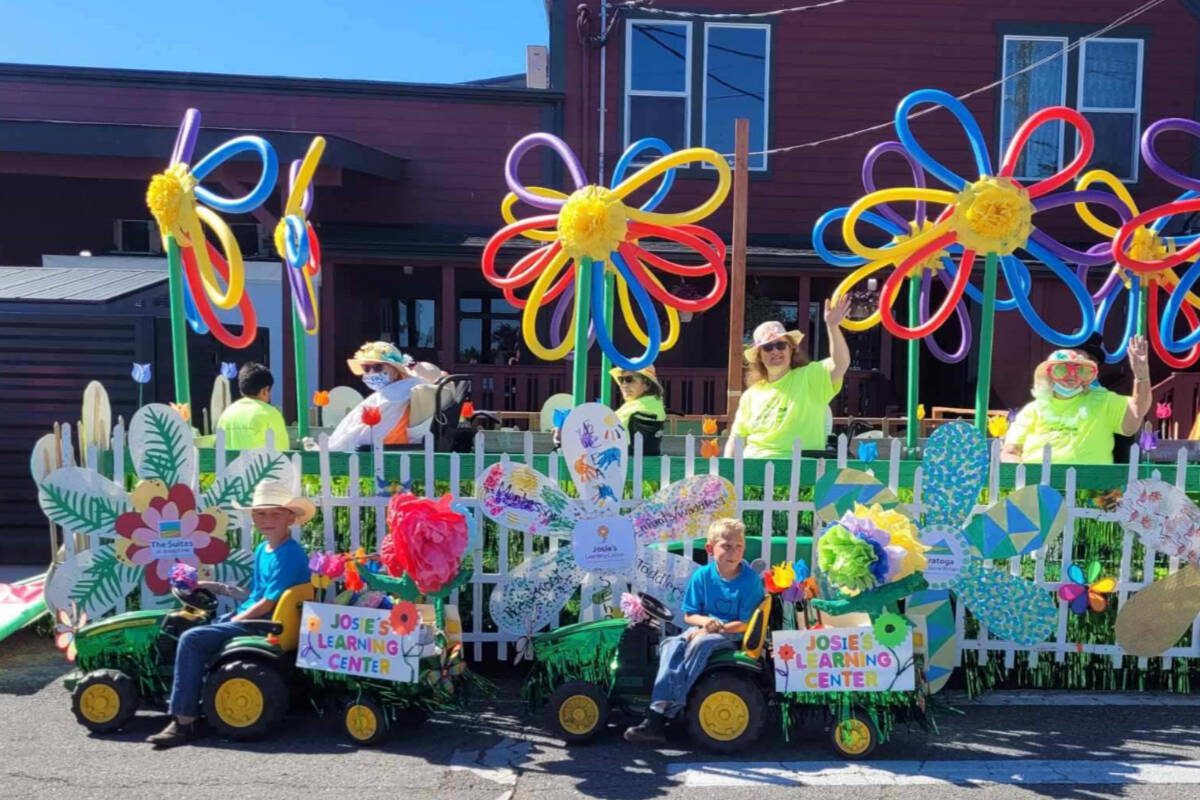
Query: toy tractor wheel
342,696,388,746
71,669,139,733
202,660,287,740
685,671,766,753
831,711,879,759
546,680,609,743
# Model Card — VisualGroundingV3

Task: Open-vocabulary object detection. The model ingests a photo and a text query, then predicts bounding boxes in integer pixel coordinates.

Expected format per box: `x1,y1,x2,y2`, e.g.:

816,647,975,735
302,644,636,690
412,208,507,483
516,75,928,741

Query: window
703,24,769,170
458,296,520,364
625,19,770,171
113,219,161,254
397,298,437,350
1000,34,1143,181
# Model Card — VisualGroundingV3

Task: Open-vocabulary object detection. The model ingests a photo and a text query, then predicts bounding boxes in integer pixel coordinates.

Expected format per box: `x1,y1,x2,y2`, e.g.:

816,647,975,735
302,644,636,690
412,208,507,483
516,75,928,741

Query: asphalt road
3,628,1200,800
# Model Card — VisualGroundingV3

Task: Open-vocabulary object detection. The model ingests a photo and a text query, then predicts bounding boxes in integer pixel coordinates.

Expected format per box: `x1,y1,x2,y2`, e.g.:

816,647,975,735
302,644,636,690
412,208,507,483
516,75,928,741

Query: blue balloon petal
1005,238,1095,347
592,253,661,371
1160,258,1200,352
191,136,279,215
813,208,907,268
894,89,992,191
611,138,675,211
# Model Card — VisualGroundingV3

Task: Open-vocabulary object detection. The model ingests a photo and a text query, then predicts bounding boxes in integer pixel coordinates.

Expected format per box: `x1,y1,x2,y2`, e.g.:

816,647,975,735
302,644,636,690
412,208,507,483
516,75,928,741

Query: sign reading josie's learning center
771,627,914,693
297,602,424,683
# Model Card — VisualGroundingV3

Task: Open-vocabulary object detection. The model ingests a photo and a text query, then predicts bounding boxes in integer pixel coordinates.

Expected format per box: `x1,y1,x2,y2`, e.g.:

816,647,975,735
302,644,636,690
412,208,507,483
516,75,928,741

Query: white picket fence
54,421,1200,671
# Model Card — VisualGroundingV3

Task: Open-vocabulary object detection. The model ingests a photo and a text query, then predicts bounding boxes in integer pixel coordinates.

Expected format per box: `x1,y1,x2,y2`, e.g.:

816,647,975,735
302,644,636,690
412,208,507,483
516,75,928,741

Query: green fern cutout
202,452,290,511
70,547,140,614
39,483,128,537
139,406,185,485
215,550,254,586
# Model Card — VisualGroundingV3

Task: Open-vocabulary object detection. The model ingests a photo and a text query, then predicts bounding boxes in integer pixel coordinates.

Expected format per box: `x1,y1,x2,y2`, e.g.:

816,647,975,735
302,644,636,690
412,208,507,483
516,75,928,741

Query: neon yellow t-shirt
1005,389,1129,464
615,394,666,428
216,397,290,450
730,359,840,458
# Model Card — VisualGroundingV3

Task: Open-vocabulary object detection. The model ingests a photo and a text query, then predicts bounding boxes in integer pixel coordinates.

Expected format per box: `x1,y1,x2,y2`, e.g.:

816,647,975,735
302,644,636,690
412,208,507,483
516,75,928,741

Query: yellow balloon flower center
1128,226,1174,264
894,220,949,275
273,219,290,260
145,162,196,235
558,185,628,261
950,176,1033,255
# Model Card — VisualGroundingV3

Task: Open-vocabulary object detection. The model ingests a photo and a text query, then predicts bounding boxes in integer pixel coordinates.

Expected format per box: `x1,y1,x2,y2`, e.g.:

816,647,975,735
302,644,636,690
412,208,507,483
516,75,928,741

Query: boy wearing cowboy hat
610,365,666,428
1002,335,1151,464
724,297,852,458
326,341,426,452
147,480,313,749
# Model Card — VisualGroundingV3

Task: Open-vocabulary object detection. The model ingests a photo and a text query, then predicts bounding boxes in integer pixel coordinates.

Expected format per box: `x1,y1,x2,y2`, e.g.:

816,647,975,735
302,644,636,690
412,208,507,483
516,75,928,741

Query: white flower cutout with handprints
476,403,737,637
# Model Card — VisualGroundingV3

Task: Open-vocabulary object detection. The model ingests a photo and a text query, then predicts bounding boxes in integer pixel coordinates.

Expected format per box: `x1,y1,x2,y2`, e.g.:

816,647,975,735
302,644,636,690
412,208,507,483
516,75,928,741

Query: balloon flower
838,89,1101,429
482,134,730,401
1101,119,1200,366
274,136,325,438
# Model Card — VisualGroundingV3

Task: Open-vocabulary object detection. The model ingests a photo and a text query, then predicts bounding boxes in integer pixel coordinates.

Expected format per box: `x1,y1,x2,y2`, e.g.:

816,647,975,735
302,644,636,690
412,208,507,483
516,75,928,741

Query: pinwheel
1101,119,1200,362
1057,561,1116,616
274,136,325,437
145,108,277,399
813,421,1067,693
476,403,736,638
839,89,1103,428
482,134,730,401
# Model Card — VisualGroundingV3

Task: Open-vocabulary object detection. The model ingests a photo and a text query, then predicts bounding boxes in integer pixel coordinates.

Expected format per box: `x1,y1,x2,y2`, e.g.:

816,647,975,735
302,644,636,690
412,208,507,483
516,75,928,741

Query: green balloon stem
165,236,192,407
906,273,920,451
292,304,310,439
572,257,593,405
599,265,615,406
974,251,999,433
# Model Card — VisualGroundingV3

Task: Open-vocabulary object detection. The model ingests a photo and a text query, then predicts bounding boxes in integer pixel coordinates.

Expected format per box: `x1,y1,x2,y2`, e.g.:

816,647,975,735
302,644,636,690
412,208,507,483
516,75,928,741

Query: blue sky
0,1,550,84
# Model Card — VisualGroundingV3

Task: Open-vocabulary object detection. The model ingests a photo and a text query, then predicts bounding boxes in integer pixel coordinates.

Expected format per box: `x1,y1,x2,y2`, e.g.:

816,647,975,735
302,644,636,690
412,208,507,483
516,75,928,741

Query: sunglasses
617,375,642,385
759,340,790,353
1048,362,1096,381
362,363,390,373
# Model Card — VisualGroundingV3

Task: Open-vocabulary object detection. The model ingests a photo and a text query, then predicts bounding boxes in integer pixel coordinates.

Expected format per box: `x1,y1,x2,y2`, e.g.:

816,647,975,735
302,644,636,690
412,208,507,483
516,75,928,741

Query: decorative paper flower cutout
873,611,910,648
54,603,87,662
389,601,420,636
114,482,229,595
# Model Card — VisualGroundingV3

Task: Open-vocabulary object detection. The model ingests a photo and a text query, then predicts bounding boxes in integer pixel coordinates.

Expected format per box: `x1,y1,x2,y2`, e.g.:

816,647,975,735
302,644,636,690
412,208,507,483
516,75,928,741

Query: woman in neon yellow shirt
611,365,666,428
1002,336,1151,464
725,297,851,459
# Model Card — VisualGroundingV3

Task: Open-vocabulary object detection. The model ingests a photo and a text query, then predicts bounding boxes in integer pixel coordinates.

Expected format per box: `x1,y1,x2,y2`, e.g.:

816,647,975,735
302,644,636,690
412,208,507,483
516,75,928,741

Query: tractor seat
741,596,772,660
236,620,284,636
269,583,315,651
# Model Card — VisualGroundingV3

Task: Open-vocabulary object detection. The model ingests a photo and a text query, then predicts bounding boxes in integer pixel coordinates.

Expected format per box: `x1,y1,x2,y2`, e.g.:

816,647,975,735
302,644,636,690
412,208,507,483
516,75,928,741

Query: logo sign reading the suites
772,627,914,693
150,519,195,559
572,516,635,573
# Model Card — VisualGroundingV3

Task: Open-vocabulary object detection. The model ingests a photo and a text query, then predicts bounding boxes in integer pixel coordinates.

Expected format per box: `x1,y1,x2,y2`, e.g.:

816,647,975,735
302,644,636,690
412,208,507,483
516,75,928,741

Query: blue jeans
167,615,255,718
649,632,737,718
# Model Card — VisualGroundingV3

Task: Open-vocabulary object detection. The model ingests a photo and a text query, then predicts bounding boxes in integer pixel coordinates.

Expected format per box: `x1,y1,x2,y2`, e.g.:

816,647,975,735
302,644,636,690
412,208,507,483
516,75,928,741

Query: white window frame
623,18,693,153
1077,36,1144,183
999,34,1069,181
701,21,771,172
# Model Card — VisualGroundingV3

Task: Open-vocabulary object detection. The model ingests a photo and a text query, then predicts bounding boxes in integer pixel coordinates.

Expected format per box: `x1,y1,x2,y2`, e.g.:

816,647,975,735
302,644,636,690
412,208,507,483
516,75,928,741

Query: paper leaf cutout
30,432,75,484
951,560,1057,646
628,546,700,623
630,474,736,545
905,587,956,694
81,381,112,452
488,547,584,636
1118,479,1200,565
37,467,129,539
201,449,296,513
921,421,989,529
129,403,195,488
476,462,585,536
45,545,140,620
1114,564,1200,656
560,403,627,512
214,549,254,586
813,467,899,525
963,484,1066,560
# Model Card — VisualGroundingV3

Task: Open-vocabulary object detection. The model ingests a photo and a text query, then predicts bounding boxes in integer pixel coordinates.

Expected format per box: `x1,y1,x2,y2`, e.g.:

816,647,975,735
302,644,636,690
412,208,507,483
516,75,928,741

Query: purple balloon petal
861,141,928,228
505,133,586,211
169,108,200,167
548,283,595,349
919,266,971,363
1031,189,1131,267
1143,118,1200,193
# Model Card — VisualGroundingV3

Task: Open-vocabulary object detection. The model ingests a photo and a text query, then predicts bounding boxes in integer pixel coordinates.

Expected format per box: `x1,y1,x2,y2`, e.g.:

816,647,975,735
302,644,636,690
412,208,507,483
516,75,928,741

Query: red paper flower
381,493,469,593
777,643,796,662
313,390,330,407
114,483,229,594
362,406,383,427
389,601,420,636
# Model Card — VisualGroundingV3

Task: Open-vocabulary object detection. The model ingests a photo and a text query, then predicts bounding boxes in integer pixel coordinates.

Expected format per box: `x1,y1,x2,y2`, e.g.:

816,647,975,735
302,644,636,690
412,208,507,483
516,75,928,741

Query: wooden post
725,118,750,421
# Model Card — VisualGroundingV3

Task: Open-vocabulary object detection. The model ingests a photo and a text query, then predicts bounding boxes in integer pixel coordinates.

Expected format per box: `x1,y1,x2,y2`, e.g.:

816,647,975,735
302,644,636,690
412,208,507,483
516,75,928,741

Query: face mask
1052,382,1082,398
363,372,393,392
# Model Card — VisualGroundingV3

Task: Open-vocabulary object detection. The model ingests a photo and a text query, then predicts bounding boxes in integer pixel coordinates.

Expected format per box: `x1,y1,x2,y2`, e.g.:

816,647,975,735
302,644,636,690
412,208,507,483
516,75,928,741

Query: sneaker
623,712,667,744
146,719,201,749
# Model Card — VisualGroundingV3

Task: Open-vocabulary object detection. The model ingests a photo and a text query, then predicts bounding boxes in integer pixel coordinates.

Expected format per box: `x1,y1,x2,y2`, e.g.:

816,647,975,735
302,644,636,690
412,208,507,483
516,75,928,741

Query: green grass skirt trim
524,626,624,711
779,689,936,743
961,649,1198,696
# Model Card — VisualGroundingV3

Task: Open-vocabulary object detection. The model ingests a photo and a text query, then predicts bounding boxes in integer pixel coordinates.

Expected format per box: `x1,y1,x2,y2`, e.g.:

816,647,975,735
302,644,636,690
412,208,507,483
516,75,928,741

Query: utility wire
617,0,854,19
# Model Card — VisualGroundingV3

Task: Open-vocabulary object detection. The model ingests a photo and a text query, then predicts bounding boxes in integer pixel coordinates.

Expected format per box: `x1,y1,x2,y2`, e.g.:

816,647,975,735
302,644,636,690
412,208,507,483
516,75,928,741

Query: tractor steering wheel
636,592,673,624
172,586,219,615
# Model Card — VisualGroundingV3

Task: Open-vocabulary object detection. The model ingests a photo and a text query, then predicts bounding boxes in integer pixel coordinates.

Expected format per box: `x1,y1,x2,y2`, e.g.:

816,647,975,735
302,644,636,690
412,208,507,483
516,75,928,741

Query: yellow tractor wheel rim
79,683,121,724
697,690,750,742
345,704,379,741
835,718,872,756
558,695,601,736
213,677,265,728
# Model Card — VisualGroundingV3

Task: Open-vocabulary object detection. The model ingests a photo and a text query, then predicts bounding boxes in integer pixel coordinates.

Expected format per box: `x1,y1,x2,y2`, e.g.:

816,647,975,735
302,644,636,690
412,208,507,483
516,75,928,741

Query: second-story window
999,34,1143,181
625,18,771,171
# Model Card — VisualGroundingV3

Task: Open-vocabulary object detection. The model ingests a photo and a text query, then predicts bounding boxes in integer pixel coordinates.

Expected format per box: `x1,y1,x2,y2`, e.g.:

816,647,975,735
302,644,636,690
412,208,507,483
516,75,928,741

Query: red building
0,0,1198,424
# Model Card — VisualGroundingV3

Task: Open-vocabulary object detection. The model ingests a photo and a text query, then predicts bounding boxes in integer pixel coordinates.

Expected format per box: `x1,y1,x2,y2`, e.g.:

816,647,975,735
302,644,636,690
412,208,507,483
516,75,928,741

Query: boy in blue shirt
147,480,313,748
625,518,764,743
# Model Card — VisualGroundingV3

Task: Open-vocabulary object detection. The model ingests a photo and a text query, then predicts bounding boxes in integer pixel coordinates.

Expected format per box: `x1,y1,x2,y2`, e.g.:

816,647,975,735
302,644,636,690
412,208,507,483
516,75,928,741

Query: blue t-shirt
238,538,310,614
681,560,765,624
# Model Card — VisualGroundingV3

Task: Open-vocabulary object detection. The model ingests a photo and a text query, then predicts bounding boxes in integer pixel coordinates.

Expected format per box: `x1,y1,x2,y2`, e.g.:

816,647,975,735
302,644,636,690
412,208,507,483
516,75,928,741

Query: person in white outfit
326,341,425,451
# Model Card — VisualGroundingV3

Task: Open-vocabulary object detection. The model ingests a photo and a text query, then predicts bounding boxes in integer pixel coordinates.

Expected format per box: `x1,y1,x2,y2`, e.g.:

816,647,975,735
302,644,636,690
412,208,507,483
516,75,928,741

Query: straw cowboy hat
744,320,804,364
609,364,663,393
347,341,414,377
235,480,315,525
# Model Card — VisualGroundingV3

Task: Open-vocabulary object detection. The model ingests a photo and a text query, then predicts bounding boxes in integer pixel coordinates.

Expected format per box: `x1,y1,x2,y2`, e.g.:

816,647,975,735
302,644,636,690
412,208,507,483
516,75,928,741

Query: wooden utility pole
725,118,750,421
